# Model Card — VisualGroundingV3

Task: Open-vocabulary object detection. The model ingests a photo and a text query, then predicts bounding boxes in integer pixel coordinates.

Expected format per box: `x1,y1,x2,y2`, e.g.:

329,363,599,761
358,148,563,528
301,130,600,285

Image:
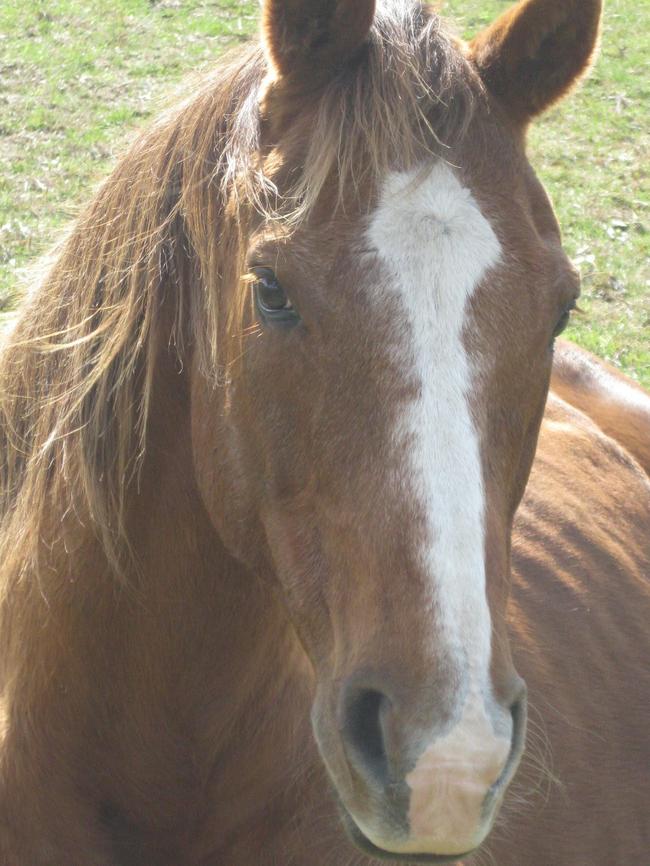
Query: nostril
492,689,527,793
510,690,527,753
342,688,390,785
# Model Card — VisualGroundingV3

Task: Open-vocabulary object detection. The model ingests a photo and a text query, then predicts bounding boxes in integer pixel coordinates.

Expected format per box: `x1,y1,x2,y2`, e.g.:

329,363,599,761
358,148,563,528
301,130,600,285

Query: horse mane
0,1,476,584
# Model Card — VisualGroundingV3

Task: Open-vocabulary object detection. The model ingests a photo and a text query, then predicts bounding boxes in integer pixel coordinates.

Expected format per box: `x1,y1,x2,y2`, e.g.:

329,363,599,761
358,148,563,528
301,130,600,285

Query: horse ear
468,0,602,122
261,0,376,84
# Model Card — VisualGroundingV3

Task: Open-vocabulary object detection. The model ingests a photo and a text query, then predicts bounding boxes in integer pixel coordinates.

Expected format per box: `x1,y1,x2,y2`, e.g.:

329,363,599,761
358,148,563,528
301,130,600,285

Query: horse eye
552,299,577,339
251,267,299,326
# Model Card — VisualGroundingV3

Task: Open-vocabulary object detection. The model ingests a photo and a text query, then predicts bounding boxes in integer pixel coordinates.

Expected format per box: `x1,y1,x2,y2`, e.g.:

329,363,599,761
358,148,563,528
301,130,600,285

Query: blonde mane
0,1,476,583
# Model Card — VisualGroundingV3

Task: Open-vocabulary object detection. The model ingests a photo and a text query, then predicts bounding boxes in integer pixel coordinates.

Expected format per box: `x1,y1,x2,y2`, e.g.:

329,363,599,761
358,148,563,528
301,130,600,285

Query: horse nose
341,686,392,784
338,676,527,855
340,679,525,787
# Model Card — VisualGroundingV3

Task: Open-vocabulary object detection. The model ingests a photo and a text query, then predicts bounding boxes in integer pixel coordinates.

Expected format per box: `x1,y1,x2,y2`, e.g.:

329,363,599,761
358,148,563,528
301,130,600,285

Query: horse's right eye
251,268,300,327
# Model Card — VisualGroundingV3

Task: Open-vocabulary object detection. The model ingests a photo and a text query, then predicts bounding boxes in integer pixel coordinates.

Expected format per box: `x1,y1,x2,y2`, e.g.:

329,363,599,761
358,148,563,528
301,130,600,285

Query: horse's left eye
251,267,299,326
552,299,577,339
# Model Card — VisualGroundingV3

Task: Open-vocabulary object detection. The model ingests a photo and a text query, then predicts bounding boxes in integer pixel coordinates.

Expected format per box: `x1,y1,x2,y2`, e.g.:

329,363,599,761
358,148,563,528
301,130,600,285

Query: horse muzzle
312,674,527,860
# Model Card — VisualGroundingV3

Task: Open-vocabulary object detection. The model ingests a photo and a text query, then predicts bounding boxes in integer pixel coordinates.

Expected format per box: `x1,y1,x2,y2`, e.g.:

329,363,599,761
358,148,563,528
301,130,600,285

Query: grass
1,0,648,385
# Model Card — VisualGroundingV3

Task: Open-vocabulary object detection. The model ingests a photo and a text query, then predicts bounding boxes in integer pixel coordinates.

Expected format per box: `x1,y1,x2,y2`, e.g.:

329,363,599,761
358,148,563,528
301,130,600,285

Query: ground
0,0,648,385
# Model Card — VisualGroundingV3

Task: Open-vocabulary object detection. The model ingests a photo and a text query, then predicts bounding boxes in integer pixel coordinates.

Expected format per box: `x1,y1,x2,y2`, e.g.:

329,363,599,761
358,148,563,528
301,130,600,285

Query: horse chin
339,808,476,865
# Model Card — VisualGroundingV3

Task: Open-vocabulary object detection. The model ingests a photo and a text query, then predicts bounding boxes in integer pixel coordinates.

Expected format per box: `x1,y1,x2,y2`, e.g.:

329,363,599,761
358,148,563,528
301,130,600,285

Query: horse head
190,0,601,859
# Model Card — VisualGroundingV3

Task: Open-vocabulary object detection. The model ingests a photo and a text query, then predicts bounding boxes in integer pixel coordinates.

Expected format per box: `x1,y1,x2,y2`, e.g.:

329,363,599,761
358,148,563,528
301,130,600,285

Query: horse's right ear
261,0,376,86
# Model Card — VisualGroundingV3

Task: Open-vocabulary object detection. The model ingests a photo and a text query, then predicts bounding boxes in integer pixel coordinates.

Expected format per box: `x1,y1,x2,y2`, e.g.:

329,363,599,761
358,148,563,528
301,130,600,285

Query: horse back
490,393,650,865
552,340,650,475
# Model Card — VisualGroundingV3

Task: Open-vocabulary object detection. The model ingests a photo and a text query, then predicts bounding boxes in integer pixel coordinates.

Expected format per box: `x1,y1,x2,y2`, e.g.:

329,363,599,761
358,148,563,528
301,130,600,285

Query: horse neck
119,351,323,848
129,347,309,731
0,345,322,863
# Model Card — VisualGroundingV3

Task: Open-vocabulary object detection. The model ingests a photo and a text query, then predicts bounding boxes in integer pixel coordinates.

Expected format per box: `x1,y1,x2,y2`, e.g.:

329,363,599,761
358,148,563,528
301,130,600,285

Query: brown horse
0,0,648,863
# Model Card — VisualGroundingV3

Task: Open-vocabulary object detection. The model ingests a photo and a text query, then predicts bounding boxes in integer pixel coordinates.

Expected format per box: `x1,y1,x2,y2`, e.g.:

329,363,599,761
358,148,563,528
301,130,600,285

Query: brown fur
262,0,376,81
0,0,647,864
551,340,650,475
468,0,603,121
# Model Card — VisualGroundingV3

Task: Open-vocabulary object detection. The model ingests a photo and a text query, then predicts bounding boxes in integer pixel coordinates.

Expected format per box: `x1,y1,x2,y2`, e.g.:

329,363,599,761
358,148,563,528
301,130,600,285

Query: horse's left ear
261,0,376,85
468,0,602,122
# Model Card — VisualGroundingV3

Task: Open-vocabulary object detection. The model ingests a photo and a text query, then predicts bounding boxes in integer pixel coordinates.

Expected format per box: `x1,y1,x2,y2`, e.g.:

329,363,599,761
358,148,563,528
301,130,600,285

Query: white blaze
367,163,500,682
364,163,508,852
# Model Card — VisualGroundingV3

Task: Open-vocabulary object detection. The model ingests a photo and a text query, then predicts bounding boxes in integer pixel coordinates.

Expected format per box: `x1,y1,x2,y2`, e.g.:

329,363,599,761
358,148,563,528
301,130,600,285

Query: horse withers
0,0,648,864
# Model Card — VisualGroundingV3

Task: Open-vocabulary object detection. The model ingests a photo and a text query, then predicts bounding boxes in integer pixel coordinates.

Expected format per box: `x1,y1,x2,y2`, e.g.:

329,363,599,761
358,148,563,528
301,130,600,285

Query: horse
0,0,648,863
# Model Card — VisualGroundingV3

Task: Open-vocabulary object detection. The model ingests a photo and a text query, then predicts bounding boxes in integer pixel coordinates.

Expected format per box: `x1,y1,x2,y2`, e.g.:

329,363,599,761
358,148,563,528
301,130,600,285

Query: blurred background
0,0,648,385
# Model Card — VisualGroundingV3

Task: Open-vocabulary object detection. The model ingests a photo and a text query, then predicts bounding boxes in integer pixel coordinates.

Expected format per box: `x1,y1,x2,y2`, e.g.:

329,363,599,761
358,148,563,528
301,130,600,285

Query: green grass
0,0,258,312
1,0,648,385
